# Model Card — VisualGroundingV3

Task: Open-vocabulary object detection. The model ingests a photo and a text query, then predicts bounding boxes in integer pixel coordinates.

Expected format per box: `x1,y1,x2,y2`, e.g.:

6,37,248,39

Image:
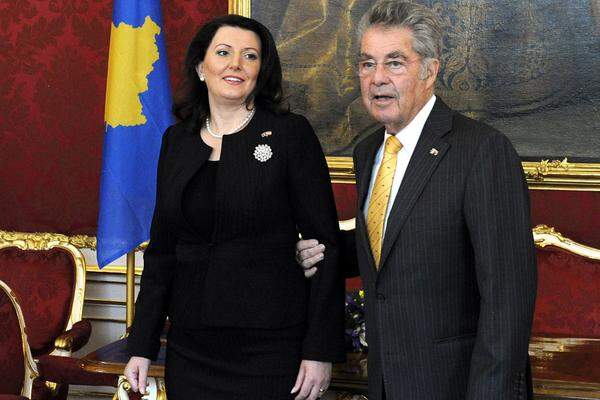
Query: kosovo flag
97,1,174,267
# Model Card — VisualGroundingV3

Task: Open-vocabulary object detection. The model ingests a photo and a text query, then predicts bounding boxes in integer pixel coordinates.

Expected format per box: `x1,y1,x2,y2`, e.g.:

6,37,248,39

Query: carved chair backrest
0,231,86,356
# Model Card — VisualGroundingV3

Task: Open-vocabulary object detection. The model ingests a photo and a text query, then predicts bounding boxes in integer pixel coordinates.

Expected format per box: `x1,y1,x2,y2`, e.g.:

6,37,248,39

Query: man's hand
124,356,151,395
295,239,325,278
291,360,332,399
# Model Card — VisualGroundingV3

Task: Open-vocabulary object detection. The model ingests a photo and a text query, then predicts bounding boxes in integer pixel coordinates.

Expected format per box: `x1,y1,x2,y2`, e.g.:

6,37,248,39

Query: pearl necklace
205,108,256,139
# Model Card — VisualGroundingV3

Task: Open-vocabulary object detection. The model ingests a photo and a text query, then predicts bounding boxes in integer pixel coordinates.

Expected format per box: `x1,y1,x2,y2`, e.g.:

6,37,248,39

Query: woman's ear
196,63,205,82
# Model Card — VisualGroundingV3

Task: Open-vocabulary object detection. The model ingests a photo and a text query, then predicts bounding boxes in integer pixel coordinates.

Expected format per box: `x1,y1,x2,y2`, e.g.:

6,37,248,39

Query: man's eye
361,61,375,69
386,61,404,69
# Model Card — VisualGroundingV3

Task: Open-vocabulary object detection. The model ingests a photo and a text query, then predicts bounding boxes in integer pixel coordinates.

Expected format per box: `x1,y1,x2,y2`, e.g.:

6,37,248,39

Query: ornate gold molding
327,157,356,184
116,375,166,400
86,264,144,275
68,234,97,249
0,230,87,344
229,0,251,17
529,336,600,399
0,280,40,398
326,156,600,190
327,157,600,191
523,159,600,191
532,224,600,261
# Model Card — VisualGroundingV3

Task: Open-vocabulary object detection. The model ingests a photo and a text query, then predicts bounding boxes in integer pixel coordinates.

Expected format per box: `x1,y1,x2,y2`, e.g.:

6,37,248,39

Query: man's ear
424,58,440,87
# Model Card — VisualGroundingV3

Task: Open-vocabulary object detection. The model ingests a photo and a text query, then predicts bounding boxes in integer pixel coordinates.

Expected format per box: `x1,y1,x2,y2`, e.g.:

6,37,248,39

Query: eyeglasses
357,58,421,77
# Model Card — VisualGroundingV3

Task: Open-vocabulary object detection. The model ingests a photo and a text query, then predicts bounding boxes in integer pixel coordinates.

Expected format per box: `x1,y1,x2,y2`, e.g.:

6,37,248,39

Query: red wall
0,0,226,235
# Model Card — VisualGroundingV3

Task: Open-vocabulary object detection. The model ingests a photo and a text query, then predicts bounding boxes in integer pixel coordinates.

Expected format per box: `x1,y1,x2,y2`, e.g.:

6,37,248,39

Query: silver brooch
261,130,272,137
254,144,273,162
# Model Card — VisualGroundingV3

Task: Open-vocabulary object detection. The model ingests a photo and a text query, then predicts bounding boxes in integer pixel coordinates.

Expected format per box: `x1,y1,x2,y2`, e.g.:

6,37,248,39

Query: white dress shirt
363,95,437,237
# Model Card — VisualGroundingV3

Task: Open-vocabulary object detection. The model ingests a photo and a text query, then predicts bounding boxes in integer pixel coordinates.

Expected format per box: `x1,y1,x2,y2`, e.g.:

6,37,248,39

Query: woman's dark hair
173,15,287,131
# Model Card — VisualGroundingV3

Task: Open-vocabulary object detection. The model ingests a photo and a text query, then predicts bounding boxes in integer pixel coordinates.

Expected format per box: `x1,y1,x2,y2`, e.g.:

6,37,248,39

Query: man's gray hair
358,1,442,78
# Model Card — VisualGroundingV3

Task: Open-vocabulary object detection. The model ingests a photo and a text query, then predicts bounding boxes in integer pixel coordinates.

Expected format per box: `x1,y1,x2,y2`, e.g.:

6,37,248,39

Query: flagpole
126,250,135,328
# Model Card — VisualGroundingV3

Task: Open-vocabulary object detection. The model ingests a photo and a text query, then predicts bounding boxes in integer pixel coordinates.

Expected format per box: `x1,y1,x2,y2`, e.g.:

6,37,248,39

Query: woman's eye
245,53,259,60
216,50,229,56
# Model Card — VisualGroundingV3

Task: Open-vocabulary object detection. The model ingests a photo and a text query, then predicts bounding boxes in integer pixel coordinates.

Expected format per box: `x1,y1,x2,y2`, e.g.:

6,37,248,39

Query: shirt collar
384,94,437,153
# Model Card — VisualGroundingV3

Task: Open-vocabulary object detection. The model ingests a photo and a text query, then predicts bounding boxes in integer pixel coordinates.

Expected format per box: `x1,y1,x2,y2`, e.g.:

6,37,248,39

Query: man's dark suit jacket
127,107,345,364
350,99,537,400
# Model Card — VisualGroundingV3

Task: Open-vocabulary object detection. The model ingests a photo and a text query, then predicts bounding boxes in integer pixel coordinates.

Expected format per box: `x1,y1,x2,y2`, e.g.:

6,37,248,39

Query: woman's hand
291,360,332,400
124,356,151,394
295,239,325,278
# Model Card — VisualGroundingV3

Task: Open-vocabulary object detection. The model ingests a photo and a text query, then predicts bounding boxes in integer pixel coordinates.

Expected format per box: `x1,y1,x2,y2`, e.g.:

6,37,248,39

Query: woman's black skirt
165,323,305,399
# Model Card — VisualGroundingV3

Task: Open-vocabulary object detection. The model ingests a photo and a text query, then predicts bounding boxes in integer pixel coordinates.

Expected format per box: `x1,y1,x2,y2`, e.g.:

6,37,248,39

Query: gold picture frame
229,0,600,191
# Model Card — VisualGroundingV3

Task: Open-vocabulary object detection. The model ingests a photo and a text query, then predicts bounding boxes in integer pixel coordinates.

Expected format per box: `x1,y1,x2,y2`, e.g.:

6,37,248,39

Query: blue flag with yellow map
97,1,174,267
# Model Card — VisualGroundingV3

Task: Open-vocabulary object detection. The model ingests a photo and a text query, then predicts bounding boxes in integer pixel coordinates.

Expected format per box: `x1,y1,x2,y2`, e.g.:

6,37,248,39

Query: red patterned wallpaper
0,0,226,235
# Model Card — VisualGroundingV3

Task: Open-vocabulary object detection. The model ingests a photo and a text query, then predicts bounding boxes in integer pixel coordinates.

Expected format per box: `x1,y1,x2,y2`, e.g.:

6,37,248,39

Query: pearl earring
199,73,205,82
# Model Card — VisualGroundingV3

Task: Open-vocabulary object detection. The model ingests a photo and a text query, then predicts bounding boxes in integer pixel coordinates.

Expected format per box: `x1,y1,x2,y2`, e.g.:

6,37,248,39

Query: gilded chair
530,225,600,399
0,231,116,400
0,279,39,399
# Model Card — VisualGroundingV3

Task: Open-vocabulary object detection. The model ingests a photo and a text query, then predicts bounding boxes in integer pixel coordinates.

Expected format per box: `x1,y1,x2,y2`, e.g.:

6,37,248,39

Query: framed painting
229,0,600,189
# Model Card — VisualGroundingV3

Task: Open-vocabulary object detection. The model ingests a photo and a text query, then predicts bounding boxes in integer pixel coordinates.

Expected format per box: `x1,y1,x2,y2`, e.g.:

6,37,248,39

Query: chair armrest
54,320,92,353
37,355,119,386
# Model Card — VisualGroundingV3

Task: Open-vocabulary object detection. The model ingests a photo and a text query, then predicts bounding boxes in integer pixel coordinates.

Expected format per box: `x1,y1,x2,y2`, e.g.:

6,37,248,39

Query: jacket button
376,293,386,301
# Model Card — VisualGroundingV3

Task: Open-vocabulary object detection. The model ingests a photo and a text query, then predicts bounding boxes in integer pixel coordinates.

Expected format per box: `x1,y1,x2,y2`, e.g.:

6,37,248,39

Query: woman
123,15,345,400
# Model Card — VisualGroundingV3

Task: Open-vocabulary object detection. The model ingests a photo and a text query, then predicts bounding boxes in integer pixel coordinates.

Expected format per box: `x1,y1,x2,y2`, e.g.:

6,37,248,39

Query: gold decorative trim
327,157,356,184
87,265,144,275
523,159,600,191
68,234,97,249
54,333,74,352
525,158,570,180
45,380,59,396
529,336,600,399
85,297,127,306
116,376,167,400
533,379,600,399
0,230,87,350
326,156,600,189
229,0,251,17
533,224,600,260
0,280,40,398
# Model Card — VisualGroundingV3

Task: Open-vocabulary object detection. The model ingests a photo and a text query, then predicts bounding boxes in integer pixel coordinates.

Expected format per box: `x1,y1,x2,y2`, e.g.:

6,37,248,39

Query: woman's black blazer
127,107,345,363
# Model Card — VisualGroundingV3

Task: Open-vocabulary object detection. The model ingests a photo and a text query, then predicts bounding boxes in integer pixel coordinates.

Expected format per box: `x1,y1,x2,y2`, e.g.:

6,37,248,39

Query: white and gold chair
0,279,39,399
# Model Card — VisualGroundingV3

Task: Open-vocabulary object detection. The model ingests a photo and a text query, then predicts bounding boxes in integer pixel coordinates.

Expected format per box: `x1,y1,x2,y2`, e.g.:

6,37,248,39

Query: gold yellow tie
367,135,403,268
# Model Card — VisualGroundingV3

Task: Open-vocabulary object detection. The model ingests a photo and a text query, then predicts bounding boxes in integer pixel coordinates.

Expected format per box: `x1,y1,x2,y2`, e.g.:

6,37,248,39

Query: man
297,1,537,399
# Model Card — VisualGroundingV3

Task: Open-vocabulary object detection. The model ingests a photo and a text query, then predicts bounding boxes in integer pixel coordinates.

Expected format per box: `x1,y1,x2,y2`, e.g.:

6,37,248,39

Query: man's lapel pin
261,131,272,137
429,148,439,156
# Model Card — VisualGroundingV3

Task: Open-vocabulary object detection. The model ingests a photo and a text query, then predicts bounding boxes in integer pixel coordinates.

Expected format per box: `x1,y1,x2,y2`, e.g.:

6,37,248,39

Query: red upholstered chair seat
532,247,600,337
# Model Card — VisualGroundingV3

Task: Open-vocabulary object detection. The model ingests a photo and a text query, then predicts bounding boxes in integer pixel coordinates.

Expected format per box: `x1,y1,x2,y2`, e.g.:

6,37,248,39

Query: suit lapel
171,126,212,234
357,128,386,209
377,99,454,273
355,129,385,274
